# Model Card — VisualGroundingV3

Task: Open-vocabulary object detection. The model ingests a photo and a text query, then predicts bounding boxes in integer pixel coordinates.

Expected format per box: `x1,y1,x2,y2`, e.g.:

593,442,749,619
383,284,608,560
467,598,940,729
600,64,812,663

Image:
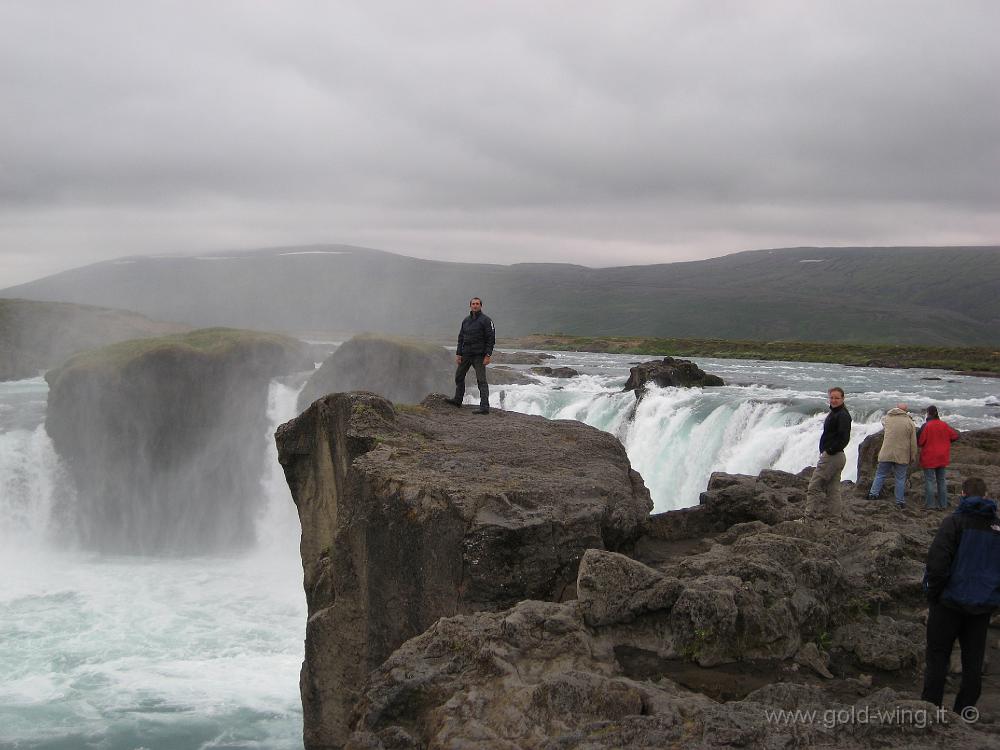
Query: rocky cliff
279,401,1000,749
45,328,307,553
0,297,188,381
275,393,652,748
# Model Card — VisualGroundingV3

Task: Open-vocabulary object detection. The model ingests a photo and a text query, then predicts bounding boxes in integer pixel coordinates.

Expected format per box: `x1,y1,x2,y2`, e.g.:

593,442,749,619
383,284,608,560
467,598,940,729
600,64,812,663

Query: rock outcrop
45,328,307,553
281,403,1000,749
623,356,724,397
530,365,580,378
275,393,652,748
297,334,455,411
297,334,537,411
0,297,189,381
343,466,1000,749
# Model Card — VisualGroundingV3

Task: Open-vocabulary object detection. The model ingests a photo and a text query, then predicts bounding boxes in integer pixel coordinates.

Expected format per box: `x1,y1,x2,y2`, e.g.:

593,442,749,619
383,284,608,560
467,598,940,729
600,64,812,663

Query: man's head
828,387,845,407
896,403,908,412
469,297,482,313
963,477,988,498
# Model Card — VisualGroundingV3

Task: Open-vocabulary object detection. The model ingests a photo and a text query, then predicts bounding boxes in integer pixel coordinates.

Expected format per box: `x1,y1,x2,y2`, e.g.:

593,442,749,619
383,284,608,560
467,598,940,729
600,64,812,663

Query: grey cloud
1,0,998,286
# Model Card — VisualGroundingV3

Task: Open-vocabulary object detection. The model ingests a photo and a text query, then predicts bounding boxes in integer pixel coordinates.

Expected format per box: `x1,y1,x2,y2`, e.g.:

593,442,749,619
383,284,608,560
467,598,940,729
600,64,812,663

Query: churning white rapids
1,351,998,749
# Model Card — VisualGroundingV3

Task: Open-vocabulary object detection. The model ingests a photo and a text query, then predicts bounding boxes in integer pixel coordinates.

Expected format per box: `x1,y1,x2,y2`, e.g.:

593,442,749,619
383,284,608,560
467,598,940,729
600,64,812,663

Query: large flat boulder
623,356,724,398
45,327,307,553
275,393,652,748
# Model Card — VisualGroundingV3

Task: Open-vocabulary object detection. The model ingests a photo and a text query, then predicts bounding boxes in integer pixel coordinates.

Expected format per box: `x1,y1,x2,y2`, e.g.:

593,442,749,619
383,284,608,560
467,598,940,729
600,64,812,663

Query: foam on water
0,379,307,750
492,357,999,511
1,356,997,747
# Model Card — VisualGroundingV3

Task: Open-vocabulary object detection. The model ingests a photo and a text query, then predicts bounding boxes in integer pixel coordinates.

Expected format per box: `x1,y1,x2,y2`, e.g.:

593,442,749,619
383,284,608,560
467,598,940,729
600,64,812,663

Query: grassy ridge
49,327,304,381
500,334,1000,374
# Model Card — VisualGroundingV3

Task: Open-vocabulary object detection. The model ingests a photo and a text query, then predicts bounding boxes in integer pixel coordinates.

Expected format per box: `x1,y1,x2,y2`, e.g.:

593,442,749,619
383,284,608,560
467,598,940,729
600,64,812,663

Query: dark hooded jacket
456,311,495,358
924,496,1000,615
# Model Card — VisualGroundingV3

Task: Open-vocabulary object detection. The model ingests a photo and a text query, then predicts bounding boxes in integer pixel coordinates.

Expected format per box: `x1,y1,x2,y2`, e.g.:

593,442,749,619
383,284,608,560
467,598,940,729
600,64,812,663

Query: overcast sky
1,0,998,286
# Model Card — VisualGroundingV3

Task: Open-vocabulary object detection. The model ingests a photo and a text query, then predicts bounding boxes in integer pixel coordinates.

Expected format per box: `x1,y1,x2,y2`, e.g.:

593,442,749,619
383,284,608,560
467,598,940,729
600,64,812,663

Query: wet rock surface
281,406,1000,749
623,356,725,397
276,393,652,748
530,366,580,378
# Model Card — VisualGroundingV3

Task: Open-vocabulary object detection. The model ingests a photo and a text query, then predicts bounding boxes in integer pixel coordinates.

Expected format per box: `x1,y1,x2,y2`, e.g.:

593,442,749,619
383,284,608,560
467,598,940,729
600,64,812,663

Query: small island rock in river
45,328,307,554
623,356,725,397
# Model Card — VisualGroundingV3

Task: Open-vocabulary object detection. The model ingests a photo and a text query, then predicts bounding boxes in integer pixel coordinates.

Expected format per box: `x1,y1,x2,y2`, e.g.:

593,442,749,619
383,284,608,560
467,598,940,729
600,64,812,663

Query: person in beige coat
866,403,919,508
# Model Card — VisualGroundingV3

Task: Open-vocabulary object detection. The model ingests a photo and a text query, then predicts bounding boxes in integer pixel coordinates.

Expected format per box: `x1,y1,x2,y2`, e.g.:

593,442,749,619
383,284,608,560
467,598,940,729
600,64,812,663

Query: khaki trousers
806,450,846,517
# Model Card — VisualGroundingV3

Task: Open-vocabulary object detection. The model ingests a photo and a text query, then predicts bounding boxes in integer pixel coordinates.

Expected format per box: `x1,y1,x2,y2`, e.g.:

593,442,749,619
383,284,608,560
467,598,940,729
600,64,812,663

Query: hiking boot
473,407,490,415
445,398,463,408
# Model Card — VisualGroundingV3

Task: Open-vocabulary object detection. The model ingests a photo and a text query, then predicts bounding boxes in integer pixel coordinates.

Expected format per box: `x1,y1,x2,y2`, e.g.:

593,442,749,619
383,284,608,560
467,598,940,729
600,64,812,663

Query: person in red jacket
918,405,960,509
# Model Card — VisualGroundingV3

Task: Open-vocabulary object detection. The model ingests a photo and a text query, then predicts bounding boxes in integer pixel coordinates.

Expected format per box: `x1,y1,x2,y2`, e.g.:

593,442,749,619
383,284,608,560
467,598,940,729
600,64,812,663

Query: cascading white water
2,354,998,748
0,423,64,546
0,377,307,750
486,355,1000,511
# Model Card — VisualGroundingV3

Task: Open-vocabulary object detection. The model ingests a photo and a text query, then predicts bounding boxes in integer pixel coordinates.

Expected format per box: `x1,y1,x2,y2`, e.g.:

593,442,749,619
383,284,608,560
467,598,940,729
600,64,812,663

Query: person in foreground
447,297,495,414
921,477,1000,713
918,405,960,509
805,387,852,518
866,403,918,508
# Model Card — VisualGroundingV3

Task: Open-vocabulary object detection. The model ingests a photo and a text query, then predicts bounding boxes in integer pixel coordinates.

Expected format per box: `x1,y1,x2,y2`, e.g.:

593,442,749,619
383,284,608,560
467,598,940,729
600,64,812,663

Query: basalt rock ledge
278,396,1000,749
276,393,652,749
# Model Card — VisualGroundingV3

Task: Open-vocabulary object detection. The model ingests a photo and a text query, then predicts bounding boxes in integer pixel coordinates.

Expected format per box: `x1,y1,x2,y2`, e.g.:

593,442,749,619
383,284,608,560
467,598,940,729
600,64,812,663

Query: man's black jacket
818,404,852,454
457,311,495,357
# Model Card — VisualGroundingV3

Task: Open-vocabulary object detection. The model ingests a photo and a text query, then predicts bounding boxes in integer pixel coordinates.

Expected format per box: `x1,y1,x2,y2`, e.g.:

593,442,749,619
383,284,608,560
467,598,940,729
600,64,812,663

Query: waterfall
496,376,889,511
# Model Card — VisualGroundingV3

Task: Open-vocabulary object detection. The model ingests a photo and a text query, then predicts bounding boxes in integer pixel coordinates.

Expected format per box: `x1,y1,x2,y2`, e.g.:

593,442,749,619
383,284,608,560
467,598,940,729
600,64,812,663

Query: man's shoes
866,495,878,502
445,398,463,408
473,407,490,415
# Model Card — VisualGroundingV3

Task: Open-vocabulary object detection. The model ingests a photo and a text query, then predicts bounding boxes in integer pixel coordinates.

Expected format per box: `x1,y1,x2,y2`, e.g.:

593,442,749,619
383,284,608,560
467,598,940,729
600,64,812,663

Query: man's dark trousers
921,602,991,711
454,355,489,408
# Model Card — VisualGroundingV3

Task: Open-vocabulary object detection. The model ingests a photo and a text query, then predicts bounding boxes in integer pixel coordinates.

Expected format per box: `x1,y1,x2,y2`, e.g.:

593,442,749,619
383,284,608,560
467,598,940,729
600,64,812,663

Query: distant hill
3,244,998,346
0,298,189,381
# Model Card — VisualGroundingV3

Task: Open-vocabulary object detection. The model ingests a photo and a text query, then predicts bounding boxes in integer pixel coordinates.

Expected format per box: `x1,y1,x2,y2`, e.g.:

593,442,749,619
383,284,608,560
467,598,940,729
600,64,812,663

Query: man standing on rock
447,297,495,414
805,387,852,517
921,477,1000,715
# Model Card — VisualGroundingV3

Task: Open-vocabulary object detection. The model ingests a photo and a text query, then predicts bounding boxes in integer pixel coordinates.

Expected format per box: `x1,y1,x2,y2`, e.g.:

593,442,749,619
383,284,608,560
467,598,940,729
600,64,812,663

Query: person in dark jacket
921,477,1000,713
805,387,852,517
447,297,495,414
918,405,960,509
